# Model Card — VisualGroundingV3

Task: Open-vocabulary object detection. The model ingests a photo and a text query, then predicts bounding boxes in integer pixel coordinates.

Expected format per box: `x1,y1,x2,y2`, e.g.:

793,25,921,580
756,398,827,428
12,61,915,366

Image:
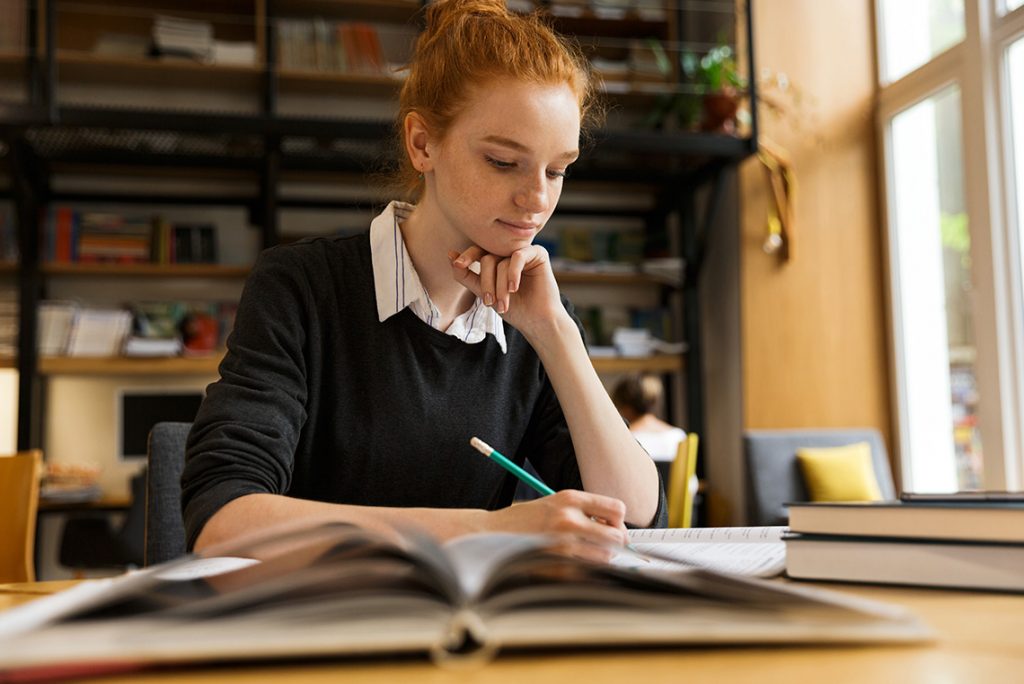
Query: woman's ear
404,111,433,175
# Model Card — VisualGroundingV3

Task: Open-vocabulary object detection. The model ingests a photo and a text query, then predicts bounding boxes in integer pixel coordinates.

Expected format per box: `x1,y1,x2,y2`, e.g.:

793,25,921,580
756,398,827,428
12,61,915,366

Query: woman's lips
497,219,538,235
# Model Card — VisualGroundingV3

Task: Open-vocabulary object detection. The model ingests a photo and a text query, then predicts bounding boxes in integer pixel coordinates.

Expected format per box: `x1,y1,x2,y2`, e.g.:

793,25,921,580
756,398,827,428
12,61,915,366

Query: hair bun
422,0,511,42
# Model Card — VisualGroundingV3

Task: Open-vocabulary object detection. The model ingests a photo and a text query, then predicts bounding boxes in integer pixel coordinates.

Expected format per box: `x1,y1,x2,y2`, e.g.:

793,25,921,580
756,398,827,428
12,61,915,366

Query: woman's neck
399,199,477,324
629,414,677,433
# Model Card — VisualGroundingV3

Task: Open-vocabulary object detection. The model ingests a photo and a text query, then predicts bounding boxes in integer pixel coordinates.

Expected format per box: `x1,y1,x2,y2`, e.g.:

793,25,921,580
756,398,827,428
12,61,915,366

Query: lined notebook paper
620,526,788,577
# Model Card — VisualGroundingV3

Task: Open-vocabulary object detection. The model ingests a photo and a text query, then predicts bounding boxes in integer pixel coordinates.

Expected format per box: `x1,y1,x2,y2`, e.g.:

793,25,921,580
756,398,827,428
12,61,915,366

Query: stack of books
785,493,1024,592
0,286,15,360
152,15,214,63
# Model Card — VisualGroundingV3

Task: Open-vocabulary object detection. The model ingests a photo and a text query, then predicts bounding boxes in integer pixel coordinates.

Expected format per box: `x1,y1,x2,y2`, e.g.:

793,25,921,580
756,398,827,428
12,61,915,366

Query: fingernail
454,258,467,267
447,250,460,261
509,280,516,293
496,300,506,314
484,293,493,306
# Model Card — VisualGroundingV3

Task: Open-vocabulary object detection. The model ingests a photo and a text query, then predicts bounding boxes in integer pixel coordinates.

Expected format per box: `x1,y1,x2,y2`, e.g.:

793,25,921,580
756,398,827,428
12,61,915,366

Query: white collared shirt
369,201,507,353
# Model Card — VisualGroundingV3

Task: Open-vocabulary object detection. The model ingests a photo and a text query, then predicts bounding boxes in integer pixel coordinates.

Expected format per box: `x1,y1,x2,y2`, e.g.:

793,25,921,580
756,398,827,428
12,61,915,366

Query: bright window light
879,0,965,83
890,86,975,491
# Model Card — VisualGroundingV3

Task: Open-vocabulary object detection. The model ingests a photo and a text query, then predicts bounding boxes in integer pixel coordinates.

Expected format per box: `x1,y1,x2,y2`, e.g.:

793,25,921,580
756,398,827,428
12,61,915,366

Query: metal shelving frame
0,1,758,480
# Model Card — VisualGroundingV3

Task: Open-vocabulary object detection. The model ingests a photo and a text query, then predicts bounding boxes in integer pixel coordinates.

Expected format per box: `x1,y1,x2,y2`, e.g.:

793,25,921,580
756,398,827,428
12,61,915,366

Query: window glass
889,85,980,491
1007,0,1024,13
879,0,965,83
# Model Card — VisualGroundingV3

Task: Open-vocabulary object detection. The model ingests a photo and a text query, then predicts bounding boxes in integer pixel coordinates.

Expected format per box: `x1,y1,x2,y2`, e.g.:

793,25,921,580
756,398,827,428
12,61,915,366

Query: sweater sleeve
517,297,667,529
180,246,313,550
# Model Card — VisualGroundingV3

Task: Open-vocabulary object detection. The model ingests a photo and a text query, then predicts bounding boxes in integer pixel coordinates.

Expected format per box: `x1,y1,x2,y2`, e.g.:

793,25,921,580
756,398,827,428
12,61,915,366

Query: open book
0,523,929,678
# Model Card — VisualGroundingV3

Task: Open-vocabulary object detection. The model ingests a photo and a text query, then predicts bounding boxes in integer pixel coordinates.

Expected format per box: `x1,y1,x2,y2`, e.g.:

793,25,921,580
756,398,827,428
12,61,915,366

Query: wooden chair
0,450,43,583
666,433,699,528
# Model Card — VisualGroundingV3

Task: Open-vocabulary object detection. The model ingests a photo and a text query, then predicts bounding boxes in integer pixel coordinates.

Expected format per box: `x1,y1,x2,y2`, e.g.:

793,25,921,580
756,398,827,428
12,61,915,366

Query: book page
619,526,788,577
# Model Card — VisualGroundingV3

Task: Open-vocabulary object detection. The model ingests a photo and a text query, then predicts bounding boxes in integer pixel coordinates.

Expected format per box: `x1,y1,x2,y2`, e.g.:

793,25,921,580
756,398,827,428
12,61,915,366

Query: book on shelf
787,500,1024,543
151,15,214,63
276,19,412,77
65,308,133,357
37,301,79,356
785,533,1024,593
0,522,929,678
43,209,154,265
211,40,257,66
0,285,16,359
152,218,218,265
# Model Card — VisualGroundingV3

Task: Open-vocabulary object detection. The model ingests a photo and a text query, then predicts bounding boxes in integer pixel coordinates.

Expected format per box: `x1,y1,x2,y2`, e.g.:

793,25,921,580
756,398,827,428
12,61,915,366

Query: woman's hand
447,245,566,338
483,490,628,563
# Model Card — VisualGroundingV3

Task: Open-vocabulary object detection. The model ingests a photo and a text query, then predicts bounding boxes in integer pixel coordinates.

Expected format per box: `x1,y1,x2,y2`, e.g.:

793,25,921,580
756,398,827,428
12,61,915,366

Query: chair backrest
0,450,42,582
743,428,896,526
666,433,699,528
145,422,192,566
118,470,148,566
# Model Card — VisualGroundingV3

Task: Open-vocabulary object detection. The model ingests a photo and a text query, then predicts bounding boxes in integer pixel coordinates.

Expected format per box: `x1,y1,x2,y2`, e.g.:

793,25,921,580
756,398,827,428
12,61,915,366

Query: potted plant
683,42,745,133
641,39,746,133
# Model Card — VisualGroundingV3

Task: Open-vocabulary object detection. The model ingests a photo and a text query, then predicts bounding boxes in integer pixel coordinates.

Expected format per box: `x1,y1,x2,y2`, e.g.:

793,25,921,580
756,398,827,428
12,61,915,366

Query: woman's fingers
478,254,500,308
448,250,482,298
539,491,628,547
495,259,511,314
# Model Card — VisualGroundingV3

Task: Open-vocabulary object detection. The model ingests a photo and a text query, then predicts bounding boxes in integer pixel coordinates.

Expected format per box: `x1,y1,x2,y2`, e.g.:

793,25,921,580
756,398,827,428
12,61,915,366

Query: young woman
612,374,687,464
181,0,664,558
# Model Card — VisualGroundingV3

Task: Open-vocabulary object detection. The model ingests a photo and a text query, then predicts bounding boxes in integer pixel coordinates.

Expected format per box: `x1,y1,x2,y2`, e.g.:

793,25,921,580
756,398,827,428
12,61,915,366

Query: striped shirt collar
370,201,507,353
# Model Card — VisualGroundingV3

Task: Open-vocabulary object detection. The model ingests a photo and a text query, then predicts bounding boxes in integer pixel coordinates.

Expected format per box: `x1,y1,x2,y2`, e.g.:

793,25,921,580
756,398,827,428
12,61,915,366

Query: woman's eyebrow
481,135,579,160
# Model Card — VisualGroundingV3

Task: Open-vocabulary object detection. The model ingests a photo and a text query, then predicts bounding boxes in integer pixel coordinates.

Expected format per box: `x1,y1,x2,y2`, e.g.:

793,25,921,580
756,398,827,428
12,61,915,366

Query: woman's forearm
193,493,489,553
524,314,660,527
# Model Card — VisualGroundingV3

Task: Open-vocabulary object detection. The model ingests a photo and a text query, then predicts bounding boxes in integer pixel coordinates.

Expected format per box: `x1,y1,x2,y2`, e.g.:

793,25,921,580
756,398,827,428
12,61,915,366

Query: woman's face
425,78,581,257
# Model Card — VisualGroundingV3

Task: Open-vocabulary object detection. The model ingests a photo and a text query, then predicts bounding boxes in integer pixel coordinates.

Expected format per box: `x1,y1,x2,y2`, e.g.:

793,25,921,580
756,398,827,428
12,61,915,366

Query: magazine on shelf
0,522,930,678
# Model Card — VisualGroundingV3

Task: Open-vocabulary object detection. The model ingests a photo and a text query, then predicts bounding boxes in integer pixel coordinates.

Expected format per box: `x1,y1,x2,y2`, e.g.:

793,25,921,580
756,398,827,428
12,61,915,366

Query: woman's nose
515,173,548,213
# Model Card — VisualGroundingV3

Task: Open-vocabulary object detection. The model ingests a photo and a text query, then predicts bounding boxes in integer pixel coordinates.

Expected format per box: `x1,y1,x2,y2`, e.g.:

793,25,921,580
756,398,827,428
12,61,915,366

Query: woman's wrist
517,307,579,351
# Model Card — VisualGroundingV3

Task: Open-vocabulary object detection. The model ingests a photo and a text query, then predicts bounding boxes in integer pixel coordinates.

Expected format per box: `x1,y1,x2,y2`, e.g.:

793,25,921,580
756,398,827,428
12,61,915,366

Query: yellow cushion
796,442,883,502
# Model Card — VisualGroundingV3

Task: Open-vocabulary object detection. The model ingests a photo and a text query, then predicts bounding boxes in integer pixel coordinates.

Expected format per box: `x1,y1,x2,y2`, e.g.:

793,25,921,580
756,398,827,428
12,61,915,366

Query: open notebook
0,523,929,678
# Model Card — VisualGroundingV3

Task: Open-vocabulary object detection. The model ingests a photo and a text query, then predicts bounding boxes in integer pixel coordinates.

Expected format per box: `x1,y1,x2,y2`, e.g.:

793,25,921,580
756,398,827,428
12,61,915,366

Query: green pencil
470,436,555,496
469,436,644,557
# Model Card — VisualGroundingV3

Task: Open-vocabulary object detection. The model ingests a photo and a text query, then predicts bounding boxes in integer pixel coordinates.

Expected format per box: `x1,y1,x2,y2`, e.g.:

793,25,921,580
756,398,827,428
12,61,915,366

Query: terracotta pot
701,89,739,133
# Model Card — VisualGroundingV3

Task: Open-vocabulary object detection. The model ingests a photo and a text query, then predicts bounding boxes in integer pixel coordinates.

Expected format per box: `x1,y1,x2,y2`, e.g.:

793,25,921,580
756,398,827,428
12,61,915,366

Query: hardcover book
0,523,929,678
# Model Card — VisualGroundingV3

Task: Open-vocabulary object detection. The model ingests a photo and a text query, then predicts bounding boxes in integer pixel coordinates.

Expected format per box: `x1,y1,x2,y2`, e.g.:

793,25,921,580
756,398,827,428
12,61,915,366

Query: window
877,1,1024,492
1011,38,1024,249
878,0,965,83
889,87,972,491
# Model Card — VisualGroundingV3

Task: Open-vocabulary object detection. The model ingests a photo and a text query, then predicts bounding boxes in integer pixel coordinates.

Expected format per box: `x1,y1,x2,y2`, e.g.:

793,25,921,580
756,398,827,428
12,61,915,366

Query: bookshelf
55,51,265,89
38,354,222,376
32,352,680,377
0,0,758,495
42,263,250,278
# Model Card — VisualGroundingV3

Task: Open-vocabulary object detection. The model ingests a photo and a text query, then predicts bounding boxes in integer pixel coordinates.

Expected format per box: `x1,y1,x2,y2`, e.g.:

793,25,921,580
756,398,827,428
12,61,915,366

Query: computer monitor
116,389,204,461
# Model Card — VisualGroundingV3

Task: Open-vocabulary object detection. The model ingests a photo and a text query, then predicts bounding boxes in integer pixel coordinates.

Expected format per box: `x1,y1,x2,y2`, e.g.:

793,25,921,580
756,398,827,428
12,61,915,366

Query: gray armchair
743,428,896,526
145,421,192,566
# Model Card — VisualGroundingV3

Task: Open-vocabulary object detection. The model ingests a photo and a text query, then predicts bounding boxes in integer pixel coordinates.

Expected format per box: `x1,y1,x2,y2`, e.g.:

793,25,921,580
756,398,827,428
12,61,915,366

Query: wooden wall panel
739,0,891,442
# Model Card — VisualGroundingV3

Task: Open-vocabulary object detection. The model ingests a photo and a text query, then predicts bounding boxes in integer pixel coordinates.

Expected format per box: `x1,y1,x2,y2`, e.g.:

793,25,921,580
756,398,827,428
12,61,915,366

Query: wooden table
1,580,1022,683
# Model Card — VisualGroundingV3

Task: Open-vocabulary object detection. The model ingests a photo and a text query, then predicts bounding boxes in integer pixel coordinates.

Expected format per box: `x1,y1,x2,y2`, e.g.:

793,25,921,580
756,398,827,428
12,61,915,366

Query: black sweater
181,232,666,548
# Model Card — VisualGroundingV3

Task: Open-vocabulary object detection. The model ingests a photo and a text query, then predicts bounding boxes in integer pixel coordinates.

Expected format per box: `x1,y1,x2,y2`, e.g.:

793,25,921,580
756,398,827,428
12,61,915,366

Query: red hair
393,0,600,199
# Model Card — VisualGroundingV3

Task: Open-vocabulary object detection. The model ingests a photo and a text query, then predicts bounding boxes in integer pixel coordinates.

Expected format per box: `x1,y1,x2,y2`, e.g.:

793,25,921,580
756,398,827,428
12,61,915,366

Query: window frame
876,0,1024,491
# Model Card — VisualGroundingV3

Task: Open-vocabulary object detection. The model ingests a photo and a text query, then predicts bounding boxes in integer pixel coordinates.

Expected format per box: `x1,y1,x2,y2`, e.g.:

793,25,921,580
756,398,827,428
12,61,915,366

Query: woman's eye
547,168,568,179
485,155,515,170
